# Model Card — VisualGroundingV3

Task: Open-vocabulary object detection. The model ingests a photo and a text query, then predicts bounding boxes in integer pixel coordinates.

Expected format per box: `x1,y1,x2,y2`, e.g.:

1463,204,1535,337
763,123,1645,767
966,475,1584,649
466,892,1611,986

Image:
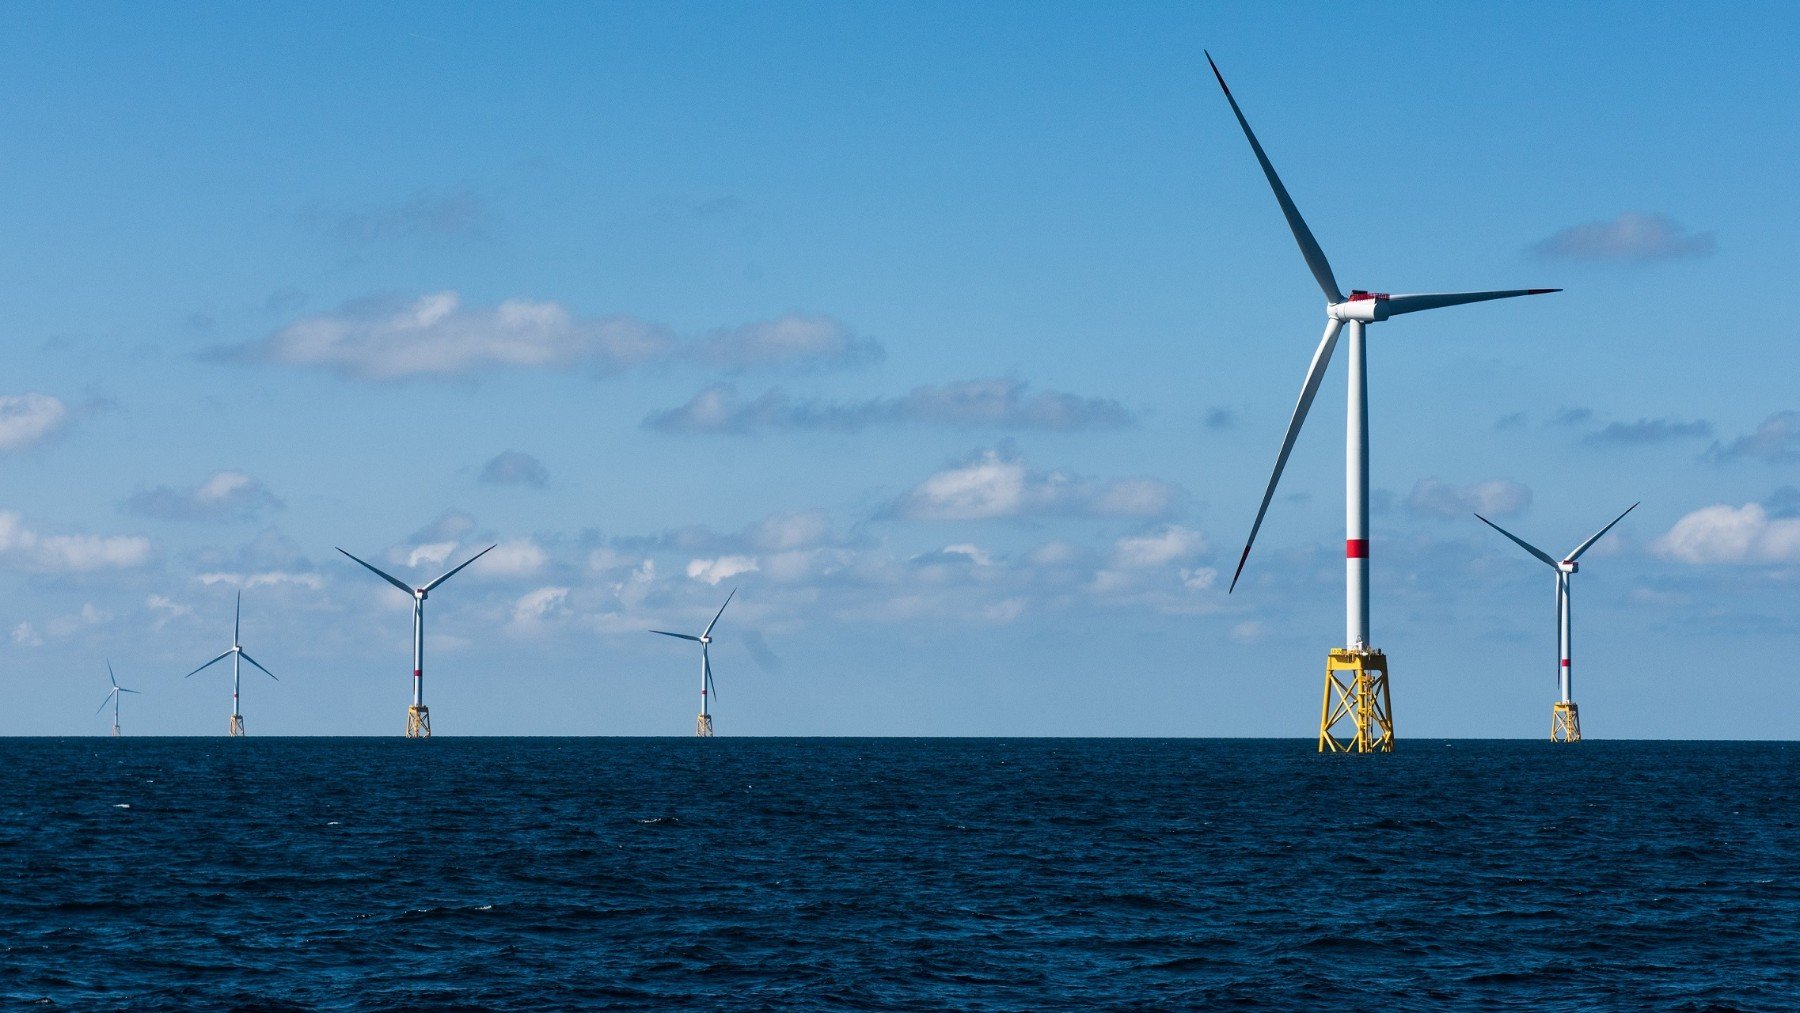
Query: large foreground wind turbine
97,662,139,736
1476,502,1638,743
185,591,277,737
338,543,495,738
1207,52,1559,753
651,588,735,737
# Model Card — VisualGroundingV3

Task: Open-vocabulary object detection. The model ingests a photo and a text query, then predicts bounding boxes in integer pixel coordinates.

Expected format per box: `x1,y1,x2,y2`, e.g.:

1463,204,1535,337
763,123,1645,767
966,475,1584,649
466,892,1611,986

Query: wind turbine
651,588,734,737
97,662,139,736
338,543,496,738
1476,502,1638,743
1206,52,1560,753
185,591,277,737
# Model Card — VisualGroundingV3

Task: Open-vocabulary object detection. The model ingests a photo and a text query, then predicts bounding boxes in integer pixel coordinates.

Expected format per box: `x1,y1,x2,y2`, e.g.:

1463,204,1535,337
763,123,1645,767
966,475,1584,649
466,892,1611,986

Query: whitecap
113,804,131,809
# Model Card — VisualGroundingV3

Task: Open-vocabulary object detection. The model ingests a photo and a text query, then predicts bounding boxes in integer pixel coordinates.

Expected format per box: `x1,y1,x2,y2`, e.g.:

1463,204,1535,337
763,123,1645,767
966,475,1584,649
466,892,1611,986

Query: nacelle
1328,291,1392,323
1558,560,1578,573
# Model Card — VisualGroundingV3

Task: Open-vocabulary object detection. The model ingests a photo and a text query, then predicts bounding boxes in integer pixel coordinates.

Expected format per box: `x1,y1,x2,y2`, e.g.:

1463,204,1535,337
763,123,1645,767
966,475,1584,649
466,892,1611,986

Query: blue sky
1,2,1794,737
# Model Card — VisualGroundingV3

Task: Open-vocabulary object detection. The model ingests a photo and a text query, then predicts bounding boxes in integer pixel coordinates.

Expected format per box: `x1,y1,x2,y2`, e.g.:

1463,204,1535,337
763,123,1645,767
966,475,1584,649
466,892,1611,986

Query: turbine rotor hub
1328,291,1391,323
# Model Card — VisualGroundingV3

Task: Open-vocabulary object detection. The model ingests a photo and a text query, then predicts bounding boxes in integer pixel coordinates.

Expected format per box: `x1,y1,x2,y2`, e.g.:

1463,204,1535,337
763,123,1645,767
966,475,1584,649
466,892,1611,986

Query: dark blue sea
1,738,1795,1010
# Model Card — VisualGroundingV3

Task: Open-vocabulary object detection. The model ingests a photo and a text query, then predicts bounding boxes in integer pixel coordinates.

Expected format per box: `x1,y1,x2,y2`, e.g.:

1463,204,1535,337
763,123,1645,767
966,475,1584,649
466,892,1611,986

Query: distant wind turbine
185,591,277,737
651,588,735,737
1476,502,1638,743
1206,51,1560,753
98,662,139,736
338,543,496,738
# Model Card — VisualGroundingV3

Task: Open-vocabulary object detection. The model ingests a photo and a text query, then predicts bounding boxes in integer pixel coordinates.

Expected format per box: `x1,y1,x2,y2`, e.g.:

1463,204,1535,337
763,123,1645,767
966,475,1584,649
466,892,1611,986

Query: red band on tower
1346,539,1369,558
1561,660,1570,667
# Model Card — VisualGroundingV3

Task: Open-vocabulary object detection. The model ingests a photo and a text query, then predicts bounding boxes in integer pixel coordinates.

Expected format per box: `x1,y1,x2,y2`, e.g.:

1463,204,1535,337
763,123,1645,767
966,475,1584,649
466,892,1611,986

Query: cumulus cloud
126,471,283,522
0,393,70,451
1111,526,1208,568
229,294,877,382
0,512,151,571
1529,212,1715,262
890,447,1181,521
510,586,571,629
11,622,41,647
301,186,491,244
643,378,1135,435
196,571,325,590
1653,502,1800,565
478,450,549,487
687,555,759,586
477,539,547,578
232,291,672,381
1405,477,1533,518
1584,417,1713,445
1707,411,1800,464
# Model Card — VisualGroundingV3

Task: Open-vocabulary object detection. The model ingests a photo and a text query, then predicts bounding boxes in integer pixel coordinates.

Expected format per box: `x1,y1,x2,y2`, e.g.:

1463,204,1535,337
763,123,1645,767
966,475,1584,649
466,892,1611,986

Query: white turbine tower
185,591,277,737
1476,502,1638,743
338,543,496,738
651,588,735,737
97,662,139,736
1207,52,1560,753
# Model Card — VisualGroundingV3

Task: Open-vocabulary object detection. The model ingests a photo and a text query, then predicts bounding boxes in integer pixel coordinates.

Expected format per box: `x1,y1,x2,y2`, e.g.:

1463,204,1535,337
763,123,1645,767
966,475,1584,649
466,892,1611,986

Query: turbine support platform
229,714,245,737
1319,648,1393,753
696,712,713,737
1551,701,1581,743
407,705,432,739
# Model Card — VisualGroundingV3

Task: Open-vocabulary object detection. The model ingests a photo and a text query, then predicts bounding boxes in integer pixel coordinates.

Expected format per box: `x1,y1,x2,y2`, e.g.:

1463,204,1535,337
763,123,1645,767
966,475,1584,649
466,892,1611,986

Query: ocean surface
1,738,1794,1010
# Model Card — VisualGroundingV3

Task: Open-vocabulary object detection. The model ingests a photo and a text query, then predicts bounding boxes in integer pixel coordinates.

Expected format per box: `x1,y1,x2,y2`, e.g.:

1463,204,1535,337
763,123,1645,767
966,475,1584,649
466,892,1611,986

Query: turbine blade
240,651,278,681
108,660,118,688
337,548,414,595
650,630,702,642
120,688,140,695
1474,514,1558,569
235,590,242,645
1381,289,1560,318
96,691,115,715
705,652,718,702
1228,319,1344,592
1205,51,1342,303
185,651,234,678
1566,502,1640,562
423,543,497,593
702,587,736,639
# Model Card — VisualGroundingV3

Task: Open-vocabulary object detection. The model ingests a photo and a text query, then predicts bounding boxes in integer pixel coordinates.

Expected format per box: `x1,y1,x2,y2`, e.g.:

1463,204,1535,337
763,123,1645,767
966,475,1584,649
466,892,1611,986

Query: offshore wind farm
0,6,1795,1010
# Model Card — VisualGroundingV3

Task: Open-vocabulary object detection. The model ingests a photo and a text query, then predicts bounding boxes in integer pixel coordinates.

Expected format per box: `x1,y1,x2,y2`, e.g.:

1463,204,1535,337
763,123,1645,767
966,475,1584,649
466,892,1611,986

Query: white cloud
241,291,673,381
510,586,571,629
644,377,1133,435
1653,503,1800,565
234,295,877,382
0,393,70,451
1405,477,1532,518
147,594,193,628
11,621,41,647
892,448,1180,521
1530,212,1714,262
687,555,759,586
405,541,457,569
1112,526,1207,568
196,571,325,590
479,539,547,578
0,512,152,572
126,470,283,522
